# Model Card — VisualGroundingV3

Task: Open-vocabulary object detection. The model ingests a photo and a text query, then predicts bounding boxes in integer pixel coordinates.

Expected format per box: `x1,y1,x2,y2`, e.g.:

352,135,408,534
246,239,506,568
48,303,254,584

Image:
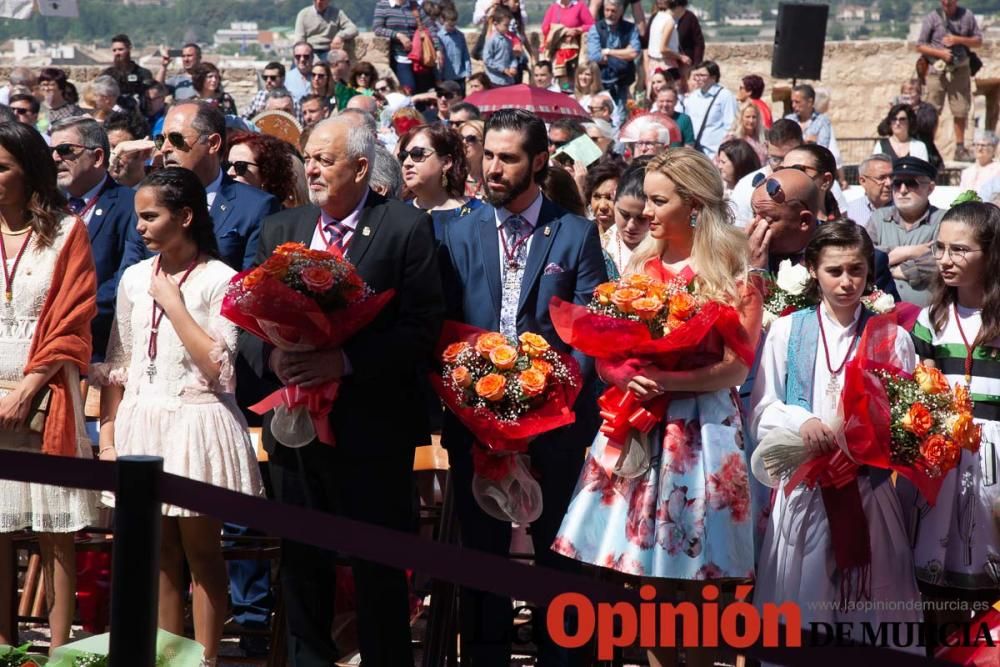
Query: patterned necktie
68,197,86,215
499,215,530,339
324,219,350,251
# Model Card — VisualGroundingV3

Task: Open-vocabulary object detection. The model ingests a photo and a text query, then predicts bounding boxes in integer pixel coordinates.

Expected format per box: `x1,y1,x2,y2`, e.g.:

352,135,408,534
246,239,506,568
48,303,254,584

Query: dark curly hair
584,155,629,203
741,74,765,100
227,131,297,206
398,123,469,198
877,103,917,138
137,168,220,259
0,122,66,247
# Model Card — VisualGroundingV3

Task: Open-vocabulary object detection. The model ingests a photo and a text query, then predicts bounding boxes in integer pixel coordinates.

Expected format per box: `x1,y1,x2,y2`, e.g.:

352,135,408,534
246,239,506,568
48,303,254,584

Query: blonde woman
458,119,485,199
724,102,767,164
553,147,762,667
573,61,603,109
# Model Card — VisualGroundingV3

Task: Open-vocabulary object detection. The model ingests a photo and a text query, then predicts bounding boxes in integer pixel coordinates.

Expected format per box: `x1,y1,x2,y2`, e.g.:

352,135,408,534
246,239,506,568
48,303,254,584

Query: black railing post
109,455,162,667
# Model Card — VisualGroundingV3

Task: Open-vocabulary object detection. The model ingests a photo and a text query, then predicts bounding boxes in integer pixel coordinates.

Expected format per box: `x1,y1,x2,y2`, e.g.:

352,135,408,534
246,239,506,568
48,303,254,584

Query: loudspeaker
772,3,829,81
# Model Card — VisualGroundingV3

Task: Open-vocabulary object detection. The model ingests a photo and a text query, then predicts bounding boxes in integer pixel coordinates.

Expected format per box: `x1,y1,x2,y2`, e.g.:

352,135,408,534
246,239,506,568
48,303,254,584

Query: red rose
301,266,335,292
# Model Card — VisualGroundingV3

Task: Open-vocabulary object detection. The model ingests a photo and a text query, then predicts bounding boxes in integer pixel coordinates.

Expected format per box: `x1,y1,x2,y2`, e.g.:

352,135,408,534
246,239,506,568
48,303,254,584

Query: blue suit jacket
88,177,137,362
439,196,608,451
121,174,280,272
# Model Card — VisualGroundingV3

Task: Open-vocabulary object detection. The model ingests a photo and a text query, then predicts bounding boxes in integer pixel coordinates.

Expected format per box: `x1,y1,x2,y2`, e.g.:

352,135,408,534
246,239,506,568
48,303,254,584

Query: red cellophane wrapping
839,312,945,505
935,607,1000,666
222,251,395,446
428,321,583,454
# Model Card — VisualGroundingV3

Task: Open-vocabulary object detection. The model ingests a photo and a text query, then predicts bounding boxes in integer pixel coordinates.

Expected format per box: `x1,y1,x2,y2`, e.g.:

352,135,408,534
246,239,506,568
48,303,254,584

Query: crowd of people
0,0,999,666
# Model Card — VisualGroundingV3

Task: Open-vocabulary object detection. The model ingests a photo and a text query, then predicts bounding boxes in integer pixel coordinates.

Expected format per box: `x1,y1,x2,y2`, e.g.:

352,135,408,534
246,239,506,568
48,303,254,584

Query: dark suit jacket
121,174,280,272
237,191,446,459
439,195,608,452
87,176,137,362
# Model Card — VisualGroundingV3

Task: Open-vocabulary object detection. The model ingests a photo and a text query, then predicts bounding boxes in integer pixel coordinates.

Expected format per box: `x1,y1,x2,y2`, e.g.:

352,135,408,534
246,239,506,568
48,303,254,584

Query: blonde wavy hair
625,147,748,304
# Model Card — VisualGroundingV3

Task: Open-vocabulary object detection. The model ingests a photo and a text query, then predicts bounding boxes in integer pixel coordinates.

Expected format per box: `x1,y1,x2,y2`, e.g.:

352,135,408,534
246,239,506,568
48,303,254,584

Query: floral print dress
553,262,759,580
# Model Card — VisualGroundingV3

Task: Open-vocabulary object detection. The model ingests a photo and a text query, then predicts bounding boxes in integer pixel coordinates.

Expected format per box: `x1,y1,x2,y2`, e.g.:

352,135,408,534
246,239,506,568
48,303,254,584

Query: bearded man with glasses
865,155,946,305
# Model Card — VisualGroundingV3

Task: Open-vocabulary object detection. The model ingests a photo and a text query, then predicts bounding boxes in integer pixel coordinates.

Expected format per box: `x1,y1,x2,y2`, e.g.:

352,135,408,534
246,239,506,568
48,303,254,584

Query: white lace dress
0,217,98,533
92,257,263,517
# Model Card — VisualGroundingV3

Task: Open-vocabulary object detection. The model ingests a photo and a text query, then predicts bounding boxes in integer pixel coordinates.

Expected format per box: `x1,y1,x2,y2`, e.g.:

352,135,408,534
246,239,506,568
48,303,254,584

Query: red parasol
465,84,588,122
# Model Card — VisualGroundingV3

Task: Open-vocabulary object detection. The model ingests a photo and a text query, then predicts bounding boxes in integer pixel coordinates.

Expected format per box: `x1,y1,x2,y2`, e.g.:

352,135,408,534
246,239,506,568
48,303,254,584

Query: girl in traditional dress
554,148,761,667
94,168,263,664
899,201,1000,625
0,122,98,648
750,221,922,652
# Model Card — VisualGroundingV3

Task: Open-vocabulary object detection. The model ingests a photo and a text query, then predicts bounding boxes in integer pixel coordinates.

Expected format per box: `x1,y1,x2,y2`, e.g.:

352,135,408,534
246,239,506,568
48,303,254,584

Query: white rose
774,260,810,296
872,291,895,313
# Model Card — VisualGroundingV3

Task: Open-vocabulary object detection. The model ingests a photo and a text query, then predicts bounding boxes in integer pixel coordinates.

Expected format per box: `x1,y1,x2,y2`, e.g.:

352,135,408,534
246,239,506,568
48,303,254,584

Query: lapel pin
220,204,228,211
94,209,103,216
362,226,371,236
544,226,551,237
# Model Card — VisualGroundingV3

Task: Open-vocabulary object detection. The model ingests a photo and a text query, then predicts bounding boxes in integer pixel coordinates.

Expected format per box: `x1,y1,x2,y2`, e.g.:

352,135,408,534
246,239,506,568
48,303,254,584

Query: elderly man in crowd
587,0,640,115
960,130,1000,190
732,118,804,227
156,42,202,102
629,123,670,158
294,0,359,61
684,60,737,157
846,154,893,229
866,156,945,306
588,91,617,127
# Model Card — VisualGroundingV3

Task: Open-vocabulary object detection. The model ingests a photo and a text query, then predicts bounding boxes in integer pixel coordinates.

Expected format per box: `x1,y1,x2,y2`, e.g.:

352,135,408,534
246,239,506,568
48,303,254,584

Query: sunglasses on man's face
224,160,258,177
154,132,202,152
398,147,436,163
312,72,329,79
52,143,93,159
294,53,313,61
11,107,33,116
263,74,281,81
892,177,926,191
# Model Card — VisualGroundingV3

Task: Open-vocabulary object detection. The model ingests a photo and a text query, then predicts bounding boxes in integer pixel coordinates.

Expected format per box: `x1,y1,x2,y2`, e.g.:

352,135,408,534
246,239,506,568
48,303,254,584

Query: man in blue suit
50,116,138,362
440,109,607,666
119,100,279,271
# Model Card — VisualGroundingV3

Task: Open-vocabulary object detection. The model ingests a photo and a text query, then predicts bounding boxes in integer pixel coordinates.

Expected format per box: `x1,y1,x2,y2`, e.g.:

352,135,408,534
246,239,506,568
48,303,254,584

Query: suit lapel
292,205,320,246
344,190,385,266
517,199,561,311
88,184,115,242
476,206,502,317
211,176,236,235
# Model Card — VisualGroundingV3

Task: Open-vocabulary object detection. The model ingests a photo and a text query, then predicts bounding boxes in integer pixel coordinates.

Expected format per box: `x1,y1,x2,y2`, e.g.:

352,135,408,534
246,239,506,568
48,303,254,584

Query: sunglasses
52,143,94,158
462,135,481,145
262,74,281,81
891,116,909,124
375,86,390,93
437,91,456,100
294,53,313,60
11,107,33,116
154,132,203,152
312,72,329,79
761,178,807,209
891,177,926,190
224,160,258,177
398,147,436,163
549,139,569,149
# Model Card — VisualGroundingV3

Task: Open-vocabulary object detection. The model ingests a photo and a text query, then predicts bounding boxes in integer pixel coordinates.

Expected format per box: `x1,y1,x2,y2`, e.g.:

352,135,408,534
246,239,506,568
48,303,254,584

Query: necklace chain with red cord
500,216,531,270
954,302,977,387
817,305,861,398
0,226,34,327
316,214,350,252
146,254,201,383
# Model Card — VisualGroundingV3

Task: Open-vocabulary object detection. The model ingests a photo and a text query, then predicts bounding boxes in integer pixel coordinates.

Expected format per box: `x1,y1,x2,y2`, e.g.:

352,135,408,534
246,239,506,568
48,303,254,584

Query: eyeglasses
932,242,983,261
398,147,436,163
262,74,281,81
764,178,786,204
781,164,820,177
438,91,456,100
891,116,909,124
52,143,95,159
973,143,995,149
891,177,928,191
294,53,313,61
462,134,481,145
634,141,661,149
154,132,204,152
356,72,371,79
11,107,33,116
224,160,259,177
860,173,892,184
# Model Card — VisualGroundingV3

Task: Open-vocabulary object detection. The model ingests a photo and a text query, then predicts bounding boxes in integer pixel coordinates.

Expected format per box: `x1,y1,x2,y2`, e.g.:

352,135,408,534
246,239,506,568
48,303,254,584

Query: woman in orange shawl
0,122,97,648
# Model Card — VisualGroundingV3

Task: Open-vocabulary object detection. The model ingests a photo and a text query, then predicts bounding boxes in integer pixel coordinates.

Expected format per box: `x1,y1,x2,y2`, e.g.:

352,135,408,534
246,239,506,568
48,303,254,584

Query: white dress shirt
494,191,543,268
309,189,370,251
205,170,224,211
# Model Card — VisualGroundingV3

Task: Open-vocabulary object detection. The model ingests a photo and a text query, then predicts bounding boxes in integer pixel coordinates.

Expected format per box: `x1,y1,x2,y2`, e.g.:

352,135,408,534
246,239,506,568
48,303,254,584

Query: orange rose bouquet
222,242,394,447
431,321,583,523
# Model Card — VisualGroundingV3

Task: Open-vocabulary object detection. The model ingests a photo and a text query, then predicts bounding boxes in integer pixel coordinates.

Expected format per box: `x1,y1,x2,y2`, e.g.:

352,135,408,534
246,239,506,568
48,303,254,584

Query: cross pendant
826,375,840,401
1,304,16,328
145,362,157,384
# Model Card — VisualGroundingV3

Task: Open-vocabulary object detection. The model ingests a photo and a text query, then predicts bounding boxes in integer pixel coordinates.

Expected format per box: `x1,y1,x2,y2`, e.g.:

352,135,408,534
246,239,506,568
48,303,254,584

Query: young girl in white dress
93,168,263,664
899,201,1000,626
750,221,922,650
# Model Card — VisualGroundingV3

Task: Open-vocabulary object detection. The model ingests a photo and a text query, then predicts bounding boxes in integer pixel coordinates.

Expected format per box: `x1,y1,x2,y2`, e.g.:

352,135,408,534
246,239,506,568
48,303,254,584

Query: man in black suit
238,115,445,667
50,116,137,362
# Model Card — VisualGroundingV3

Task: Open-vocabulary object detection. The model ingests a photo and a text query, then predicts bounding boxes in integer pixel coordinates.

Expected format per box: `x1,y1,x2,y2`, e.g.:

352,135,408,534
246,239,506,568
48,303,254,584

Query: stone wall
11,35,1000,161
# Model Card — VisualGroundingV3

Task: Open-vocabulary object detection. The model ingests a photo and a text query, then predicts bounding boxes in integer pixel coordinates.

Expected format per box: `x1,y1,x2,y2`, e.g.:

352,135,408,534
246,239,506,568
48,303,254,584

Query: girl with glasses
396,123,482,241
900,201,1000,631
873,103,929,162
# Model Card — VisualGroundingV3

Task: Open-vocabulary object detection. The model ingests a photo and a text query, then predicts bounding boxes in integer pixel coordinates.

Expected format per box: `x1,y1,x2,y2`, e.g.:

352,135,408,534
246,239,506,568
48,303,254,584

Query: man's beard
484,168,533,209
308,189,329,207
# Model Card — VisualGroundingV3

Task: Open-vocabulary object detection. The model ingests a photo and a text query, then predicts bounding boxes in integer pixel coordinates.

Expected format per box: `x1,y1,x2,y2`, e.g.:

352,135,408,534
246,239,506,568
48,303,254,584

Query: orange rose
519,332,551,357
489,344,519,370
261,253,292,278
531,358,553,376
301,266,335,292
242,268,267,288
451,365,472,388
914,364,950,395
610,287,644,313
631,296,664,321
901,403,933,437
668,292,698,321
595,281,618,305
475,373,507,402
920,434,961,472
954,384,974,413
304,248,335,261
664,315,687,334
519,368,547,397
625,273,655,291
442,342,470,364
275,242,307,256
475,332,508,357
952,412,982,452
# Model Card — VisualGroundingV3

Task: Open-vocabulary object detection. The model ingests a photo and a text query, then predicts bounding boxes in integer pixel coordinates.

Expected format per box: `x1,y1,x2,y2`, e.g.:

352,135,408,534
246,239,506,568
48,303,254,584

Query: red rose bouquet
430,321,582,523
550,273,755,478
222,242,394,447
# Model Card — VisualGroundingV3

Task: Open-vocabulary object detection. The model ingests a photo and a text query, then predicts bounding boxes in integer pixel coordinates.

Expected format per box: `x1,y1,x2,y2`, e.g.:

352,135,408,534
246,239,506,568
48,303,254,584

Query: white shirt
731,165,769,228
205,170,224,211
844,193,878,228
309,189,370,251
646,11,677,61
66,174,108,226
494,191,543,268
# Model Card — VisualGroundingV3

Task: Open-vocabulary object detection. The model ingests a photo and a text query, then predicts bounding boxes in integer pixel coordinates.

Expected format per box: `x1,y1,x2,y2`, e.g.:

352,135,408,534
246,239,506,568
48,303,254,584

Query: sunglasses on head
760,178,806,209
224,160,258,177
52,143,94,158
154,132,202,152
398,146,436,163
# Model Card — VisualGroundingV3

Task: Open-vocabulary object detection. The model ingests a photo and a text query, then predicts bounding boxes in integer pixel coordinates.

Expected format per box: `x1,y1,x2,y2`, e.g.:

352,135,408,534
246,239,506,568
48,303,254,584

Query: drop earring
441,172,448,189
689,212,698,228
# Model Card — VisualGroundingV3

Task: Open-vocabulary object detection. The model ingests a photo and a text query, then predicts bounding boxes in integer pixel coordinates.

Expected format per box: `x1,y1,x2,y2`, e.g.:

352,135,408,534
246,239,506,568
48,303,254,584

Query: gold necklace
0,225,31,237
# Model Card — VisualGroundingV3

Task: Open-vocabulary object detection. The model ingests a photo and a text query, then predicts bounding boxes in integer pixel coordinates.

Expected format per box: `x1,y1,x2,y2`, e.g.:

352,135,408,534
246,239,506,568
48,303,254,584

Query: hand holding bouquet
431,322,581,523
223,242,394,447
